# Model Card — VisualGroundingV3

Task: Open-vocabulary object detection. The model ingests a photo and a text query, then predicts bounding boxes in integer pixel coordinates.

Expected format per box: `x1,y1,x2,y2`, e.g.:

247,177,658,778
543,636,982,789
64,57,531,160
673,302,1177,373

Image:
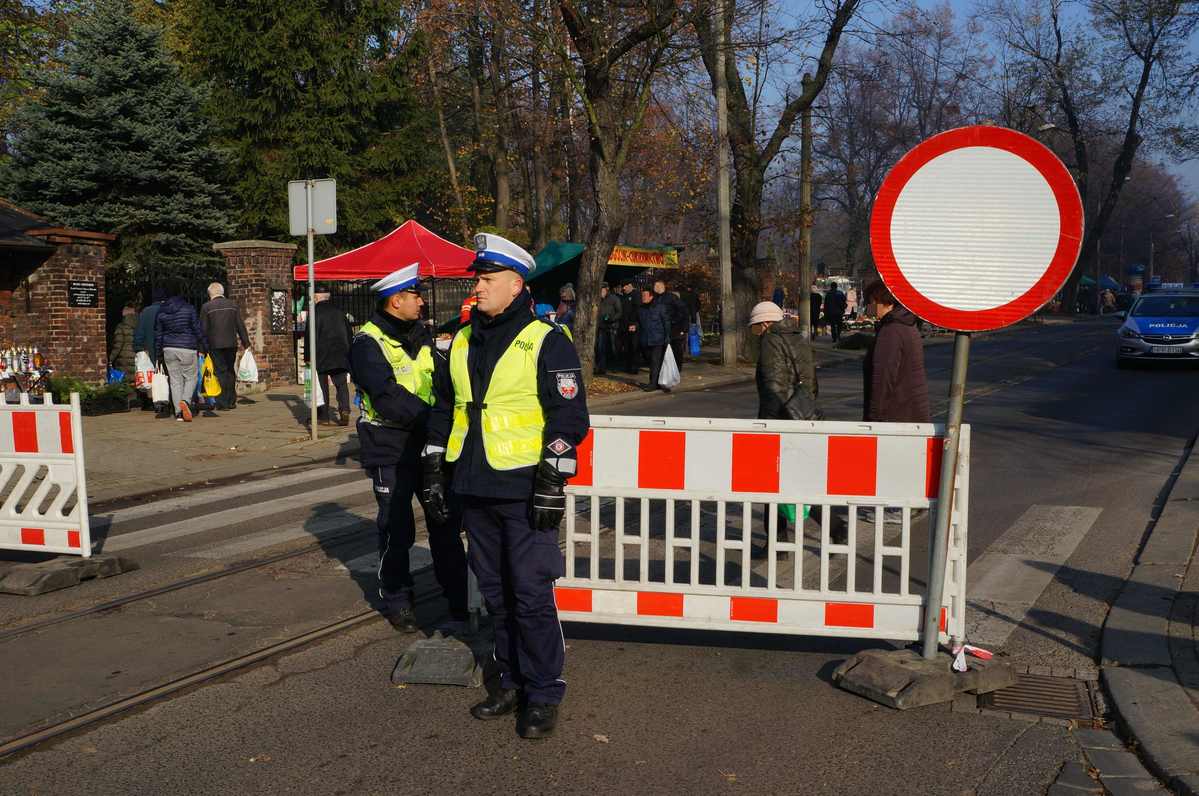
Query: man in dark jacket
155,293,208,421
749,301,819,420
595,283,622,375
823,283,847,343
200,283,251,411
310,290,354,425
809,289,823,338
637,287,671,391
653,279,688,373
618,280,640,373
862,280,930,423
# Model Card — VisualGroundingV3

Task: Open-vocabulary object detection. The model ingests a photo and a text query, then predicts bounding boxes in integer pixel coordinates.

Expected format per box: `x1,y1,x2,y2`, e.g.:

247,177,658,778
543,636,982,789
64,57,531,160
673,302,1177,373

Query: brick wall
0,232,111,383
214,240,298,385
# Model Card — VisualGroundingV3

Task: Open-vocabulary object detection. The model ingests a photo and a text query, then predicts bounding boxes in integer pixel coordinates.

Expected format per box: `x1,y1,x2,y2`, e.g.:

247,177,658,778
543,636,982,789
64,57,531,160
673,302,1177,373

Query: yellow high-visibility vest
446,320,554,470
357,321,434,425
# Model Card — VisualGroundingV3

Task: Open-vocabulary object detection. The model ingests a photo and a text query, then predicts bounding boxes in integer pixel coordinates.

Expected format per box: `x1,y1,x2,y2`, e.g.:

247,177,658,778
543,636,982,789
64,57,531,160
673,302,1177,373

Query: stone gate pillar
214,240,298,385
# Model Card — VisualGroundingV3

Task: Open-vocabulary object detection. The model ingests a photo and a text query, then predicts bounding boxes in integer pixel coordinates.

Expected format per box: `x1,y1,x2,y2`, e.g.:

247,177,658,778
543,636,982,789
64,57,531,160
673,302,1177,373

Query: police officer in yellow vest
423,234,589,740
349,262,468,633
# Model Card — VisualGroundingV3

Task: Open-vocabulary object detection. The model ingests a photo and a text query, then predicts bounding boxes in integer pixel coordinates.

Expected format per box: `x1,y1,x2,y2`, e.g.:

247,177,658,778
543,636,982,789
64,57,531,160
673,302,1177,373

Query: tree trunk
574,129,628,382
488,26,512,231
798,81,813,339
428,56,470,243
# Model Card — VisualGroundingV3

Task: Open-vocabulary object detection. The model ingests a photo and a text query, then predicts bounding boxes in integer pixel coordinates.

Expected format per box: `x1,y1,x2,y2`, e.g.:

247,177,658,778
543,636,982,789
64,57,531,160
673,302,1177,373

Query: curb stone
1098,431,1199,796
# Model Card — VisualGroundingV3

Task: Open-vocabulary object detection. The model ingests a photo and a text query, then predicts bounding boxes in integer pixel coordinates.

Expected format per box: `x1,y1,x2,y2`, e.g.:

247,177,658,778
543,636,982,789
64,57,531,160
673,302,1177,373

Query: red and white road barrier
559,416,968,643
0,393,90,557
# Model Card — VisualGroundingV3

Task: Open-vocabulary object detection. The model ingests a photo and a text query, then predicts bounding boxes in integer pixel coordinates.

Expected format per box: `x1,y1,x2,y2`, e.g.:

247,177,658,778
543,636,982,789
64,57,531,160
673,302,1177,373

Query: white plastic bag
658,345,681,389
151,363,170,403
237,349,259,383
304,367,324,408
133,351,155,392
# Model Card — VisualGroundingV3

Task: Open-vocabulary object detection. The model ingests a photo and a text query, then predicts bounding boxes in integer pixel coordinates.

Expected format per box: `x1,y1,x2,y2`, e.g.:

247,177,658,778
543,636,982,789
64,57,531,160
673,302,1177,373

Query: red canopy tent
292,220,475,281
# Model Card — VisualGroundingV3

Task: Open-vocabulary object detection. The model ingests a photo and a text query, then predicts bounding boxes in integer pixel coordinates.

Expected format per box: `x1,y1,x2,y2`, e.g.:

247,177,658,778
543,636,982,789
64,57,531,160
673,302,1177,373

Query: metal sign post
920,331,969,658
288,179,337,442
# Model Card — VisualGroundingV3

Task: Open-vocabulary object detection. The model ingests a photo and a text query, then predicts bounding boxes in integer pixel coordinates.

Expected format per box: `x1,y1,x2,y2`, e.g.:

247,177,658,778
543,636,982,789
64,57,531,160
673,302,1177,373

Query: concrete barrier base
0,554,139,596
833,648,1017,710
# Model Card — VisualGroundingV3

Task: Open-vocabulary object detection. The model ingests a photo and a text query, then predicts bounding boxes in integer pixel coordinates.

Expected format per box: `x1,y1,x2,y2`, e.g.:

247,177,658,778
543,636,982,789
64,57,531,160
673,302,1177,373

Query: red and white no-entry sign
870,126,1084,331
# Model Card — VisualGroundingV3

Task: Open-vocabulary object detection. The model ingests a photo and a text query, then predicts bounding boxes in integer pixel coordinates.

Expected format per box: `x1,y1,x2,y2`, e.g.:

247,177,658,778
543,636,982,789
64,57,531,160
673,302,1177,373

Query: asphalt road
2,317,1197,795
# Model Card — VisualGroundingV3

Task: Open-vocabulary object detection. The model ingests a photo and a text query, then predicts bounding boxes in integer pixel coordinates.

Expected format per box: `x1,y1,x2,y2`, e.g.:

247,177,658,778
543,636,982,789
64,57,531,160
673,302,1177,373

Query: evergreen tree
0,0,232,275
174,0,445,246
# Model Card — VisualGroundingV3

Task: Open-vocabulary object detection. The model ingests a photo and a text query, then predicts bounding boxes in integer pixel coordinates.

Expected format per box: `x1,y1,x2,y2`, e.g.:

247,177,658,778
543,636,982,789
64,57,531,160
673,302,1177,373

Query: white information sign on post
287,179,337,440
870,125,1083,331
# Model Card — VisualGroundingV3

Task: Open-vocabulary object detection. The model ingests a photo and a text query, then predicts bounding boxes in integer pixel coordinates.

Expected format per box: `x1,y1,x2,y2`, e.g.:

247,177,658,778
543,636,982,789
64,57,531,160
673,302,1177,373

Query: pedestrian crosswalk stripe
965,504,1101,649
172,509,374,559
101,481,370,553
91,467,353,528
334,545,432,574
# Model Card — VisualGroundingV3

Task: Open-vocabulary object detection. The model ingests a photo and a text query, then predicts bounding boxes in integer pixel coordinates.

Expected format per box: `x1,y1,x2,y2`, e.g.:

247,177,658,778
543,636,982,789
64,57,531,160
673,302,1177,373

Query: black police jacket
349,311,434,468
427,292,590,500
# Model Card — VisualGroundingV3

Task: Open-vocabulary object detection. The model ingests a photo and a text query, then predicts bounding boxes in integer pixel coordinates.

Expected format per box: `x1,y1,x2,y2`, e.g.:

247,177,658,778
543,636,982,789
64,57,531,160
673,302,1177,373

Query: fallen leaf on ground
593,734,609,743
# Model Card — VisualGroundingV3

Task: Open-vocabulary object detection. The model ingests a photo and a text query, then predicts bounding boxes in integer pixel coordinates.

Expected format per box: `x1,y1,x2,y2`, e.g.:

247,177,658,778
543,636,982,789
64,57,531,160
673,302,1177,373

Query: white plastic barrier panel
0,393,91,557
558,416,968,643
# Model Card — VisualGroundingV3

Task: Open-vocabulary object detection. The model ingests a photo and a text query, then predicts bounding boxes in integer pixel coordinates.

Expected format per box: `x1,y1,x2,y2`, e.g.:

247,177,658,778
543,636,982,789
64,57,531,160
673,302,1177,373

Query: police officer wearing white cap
349,262,468,633
423,233,589,739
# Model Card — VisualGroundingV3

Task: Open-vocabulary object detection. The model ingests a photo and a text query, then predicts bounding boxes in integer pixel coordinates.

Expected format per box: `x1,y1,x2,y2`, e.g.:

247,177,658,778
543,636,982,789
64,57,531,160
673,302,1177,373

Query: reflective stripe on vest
446,320,553,470
357,321,435,426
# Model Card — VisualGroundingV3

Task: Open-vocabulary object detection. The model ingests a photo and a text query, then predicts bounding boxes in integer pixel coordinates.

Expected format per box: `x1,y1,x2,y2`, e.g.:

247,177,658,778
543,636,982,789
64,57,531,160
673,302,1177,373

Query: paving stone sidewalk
1099,435,1199,796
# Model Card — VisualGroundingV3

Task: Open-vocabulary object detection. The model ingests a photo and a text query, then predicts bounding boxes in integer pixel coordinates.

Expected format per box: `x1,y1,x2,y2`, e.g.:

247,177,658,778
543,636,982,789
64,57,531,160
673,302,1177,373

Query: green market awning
531,241,678,281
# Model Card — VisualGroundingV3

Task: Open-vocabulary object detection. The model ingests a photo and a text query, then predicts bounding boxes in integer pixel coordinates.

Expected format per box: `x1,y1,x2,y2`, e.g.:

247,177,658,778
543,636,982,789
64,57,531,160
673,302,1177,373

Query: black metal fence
105,265,228,338
293,278,475,330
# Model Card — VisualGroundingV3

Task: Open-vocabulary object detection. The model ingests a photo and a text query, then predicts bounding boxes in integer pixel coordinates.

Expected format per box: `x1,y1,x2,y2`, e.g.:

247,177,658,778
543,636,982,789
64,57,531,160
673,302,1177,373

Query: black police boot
381,589,417,633
517,703,558,739
470,688,520,720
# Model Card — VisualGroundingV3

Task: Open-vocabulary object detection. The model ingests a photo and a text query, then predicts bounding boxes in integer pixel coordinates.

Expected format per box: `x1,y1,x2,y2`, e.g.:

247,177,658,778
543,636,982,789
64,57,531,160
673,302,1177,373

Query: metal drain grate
979,674,1095,721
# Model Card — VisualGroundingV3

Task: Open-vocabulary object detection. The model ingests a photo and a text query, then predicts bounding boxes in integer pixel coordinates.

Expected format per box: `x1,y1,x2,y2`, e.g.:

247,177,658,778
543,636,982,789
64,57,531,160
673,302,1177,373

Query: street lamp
1148,212,1177,286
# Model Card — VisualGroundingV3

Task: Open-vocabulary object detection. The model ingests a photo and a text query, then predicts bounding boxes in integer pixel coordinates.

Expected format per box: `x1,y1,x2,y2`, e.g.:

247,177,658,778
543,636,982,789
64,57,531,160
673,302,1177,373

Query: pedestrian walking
311,290,354,425
349,264,468,634
809,289,823,338
618,280,640,373
596,283,622,375
823,282,847,343
134,287,168,415
637,287,671,392
423,233,589,739
653,278,688,373
108,305,138,382
154,291,207,422
557,284,577,329
862,280,930,423
199,283,251,411
749,302,819,421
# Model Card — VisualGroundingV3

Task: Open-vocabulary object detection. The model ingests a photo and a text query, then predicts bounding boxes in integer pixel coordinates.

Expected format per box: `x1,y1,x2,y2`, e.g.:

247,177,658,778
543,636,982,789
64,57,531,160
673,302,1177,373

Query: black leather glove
422,452,448,527
532,459,568,532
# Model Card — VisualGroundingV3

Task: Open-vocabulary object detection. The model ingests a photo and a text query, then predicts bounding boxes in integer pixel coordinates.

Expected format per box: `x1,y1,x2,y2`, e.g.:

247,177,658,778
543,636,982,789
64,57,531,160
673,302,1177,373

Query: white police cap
472,233,536,278
371,262,422,297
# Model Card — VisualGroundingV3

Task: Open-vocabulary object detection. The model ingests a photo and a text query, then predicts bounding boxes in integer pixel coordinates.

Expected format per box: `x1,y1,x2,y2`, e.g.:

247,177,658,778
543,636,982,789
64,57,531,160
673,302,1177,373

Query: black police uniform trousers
370,457,468,616
463,495,566,705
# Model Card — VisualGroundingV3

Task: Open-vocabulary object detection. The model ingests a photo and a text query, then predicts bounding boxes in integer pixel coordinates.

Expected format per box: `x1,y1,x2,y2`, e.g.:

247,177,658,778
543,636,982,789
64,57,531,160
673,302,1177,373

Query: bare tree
692,0,860,356
989,0,1199,310
555,0,682,378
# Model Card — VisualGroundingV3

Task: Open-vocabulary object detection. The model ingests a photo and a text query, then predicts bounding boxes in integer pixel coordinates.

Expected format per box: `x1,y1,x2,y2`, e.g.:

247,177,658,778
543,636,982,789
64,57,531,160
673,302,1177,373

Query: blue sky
777,0,1198,198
